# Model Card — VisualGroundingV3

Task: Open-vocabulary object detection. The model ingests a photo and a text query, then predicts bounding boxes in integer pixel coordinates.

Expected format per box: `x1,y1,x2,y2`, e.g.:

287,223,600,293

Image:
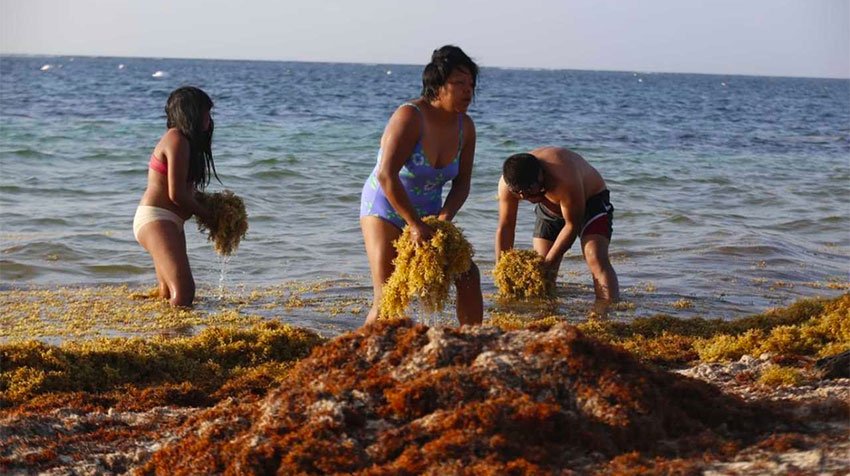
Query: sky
1,0,848,78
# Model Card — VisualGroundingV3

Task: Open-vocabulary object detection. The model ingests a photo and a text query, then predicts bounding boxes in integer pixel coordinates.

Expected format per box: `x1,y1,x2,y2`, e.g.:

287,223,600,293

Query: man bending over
496,146,619,302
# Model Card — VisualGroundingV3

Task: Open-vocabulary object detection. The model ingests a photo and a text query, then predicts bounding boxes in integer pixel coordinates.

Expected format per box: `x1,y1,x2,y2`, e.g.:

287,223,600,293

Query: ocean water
1,55,848,331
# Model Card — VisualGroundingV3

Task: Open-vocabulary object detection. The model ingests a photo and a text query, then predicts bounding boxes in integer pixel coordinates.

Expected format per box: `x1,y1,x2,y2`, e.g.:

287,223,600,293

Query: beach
2,294,849,473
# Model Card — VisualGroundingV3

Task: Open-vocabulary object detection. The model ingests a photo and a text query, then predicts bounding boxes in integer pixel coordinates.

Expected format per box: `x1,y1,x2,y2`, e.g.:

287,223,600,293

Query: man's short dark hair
502,153,541,189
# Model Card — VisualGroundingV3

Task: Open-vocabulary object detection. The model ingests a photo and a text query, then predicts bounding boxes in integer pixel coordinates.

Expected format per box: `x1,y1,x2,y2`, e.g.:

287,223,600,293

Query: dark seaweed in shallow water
142,320,784,474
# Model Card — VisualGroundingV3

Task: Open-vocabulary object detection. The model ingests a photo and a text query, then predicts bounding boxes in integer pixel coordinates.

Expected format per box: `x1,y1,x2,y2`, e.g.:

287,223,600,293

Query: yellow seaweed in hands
493,249,553,300
196,190,249,255
379,217,473,319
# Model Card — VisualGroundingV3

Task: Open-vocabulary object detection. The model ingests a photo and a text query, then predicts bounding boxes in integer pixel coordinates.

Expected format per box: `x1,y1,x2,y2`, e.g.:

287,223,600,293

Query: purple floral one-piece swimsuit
359,103,462,229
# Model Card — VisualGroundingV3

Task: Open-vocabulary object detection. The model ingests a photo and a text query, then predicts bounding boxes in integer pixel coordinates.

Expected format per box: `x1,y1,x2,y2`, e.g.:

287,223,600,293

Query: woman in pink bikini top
133,86,217,307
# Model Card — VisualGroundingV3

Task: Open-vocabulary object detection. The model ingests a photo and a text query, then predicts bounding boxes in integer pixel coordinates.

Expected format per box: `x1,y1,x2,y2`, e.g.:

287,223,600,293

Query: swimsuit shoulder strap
401,102,421,113
456,113,464,157
400,102,424,144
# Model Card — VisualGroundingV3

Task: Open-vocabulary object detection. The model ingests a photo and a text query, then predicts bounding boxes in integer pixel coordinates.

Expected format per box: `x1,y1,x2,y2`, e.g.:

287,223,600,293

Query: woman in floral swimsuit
359,45,482,326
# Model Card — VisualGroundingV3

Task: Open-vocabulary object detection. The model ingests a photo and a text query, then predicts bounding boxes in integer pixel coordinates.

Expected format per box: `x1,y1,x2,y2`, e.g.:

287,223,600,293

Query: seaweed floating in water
379,216,473,319
493,249,554,300
196,190,249,255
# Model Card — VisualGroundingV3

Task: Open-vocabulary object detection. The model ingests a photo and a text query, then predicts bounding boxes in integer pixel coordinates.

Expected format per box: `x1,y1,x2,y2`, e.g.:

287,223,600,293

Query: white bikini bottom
133,205,185,242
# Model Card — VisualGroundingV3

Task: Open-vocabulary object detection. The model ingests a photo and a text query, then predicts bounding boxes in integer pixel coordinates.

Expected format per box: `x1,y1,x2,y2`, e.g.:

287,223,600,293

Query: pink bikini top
149,153,167,175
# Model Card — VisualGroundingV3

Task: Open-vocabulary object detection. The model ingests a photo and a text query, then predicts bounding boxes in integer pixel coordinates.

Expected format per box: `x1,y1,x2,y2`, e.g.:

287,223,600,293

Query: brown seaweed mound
0,322,323,475
379,217,473,318
493,248,554,300
143,321,781,474
196,190,249,255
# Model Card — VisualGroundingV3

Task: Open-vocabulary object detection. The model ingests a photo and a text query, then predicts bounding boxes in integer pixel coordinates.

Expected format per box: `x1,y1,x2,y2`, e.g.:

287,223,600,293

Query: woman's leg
154,264,170,299
137,220,195,307
360,216,402,325
454,262,482,325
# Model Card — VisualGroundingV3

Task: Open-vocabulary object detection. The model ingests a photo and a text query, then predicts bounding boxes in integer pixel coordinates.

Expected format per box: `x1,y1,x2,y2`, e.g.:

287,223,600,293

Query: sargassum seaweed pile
0,321,324,408
196,190,249,255
0,322,325,474
492,293,850,386
379,217,473,319
2,296,848,474
493,248,554,300
139,320,805,475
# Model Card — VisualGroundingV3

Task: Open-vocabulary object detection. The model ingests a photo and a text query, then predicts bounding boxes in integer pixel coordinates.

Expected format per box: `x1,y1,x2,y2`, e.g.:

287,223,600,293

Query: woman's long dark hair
421,45,479,101
165,86,219,190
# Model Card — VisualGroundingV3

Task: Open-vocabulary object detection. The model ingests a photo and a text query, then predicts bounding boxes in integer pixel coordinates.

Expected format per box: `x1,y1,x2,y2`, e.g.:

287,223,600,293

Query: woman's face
438,67,474,113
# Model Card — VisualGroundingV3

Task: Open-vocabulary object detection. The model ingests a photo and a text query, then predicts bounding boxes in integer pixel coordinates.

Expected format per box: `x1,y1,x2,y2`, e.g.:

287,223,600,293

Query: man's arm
495,176,519,260
543,182,585,267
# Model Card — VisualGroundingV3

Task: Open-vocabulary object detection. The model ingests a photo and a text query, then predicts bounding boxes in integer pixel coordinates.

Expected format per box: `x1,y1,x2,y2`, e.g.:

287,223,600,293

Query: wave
246,157,287,167
84,264,149,276
0,148,55,159
711,243,787,258
777,216,844,229
2,241,80,260
0,260,43,280
666,214,698,225
249,169,304,179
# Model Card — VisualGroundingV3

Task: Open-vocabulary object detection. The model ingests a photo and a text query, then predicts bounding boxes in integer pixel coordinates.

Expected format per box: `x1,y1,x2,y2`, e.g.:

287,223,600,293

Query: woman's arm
163,130,210,220
439,115,476,222
376,106,433,242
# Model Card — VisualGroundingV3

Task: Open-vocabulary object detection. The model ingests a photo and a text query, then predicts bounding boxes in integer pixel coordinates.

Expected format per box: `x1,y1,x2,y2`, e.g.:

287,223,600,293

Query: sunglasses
509,181,546,198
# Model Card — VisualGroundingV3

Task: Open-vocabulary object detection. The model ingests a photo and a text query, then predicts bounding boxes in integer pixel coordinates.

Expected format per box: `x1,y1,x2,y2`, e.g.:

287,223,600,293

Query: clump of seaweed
379,217,473,319
0,321,324,475
3,295,848,475
141,319,787,474
0,281,377,344
487,311,566,332
0,321,324,407
196,190,249,255
492,249,553,300
757,366,806,387
484,294,850,368
0,285,268,343
695,294,850,362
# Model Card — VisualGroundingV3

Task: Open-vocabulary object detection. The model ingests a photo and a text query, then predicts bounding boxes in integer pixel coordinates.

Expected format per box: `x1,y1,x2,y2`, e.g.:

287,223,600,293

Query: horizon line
2,51,848,81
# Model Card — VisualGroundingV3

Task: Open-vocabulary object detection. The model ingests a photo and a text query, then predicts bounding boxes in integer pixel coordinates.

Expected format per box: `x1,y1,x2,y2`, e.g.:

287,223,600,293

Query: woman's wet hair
165,86,219,189
502,153,541,189
421,45,478,101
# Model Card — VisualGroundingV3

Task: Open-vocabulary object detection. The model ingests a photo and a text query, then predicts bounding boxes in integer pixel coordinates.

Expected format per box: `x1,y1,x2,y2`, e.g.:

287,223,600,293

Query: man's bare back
496,146,619,303
527,146,607,217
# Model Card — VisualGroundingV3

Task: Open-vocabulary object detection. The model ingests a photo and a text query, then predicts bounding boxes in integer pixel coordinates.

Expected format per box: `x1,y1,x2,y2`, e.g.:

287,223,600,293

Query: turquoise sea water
1,55,848,331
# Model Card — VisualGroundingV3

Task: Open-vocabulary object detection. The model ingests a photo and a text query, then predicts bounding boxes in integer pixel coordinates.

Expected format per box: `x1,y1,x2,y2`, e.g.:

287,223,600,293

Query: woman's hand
192,191,214,224
197,205,213,225
437,211,453,222
409,219,434,245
